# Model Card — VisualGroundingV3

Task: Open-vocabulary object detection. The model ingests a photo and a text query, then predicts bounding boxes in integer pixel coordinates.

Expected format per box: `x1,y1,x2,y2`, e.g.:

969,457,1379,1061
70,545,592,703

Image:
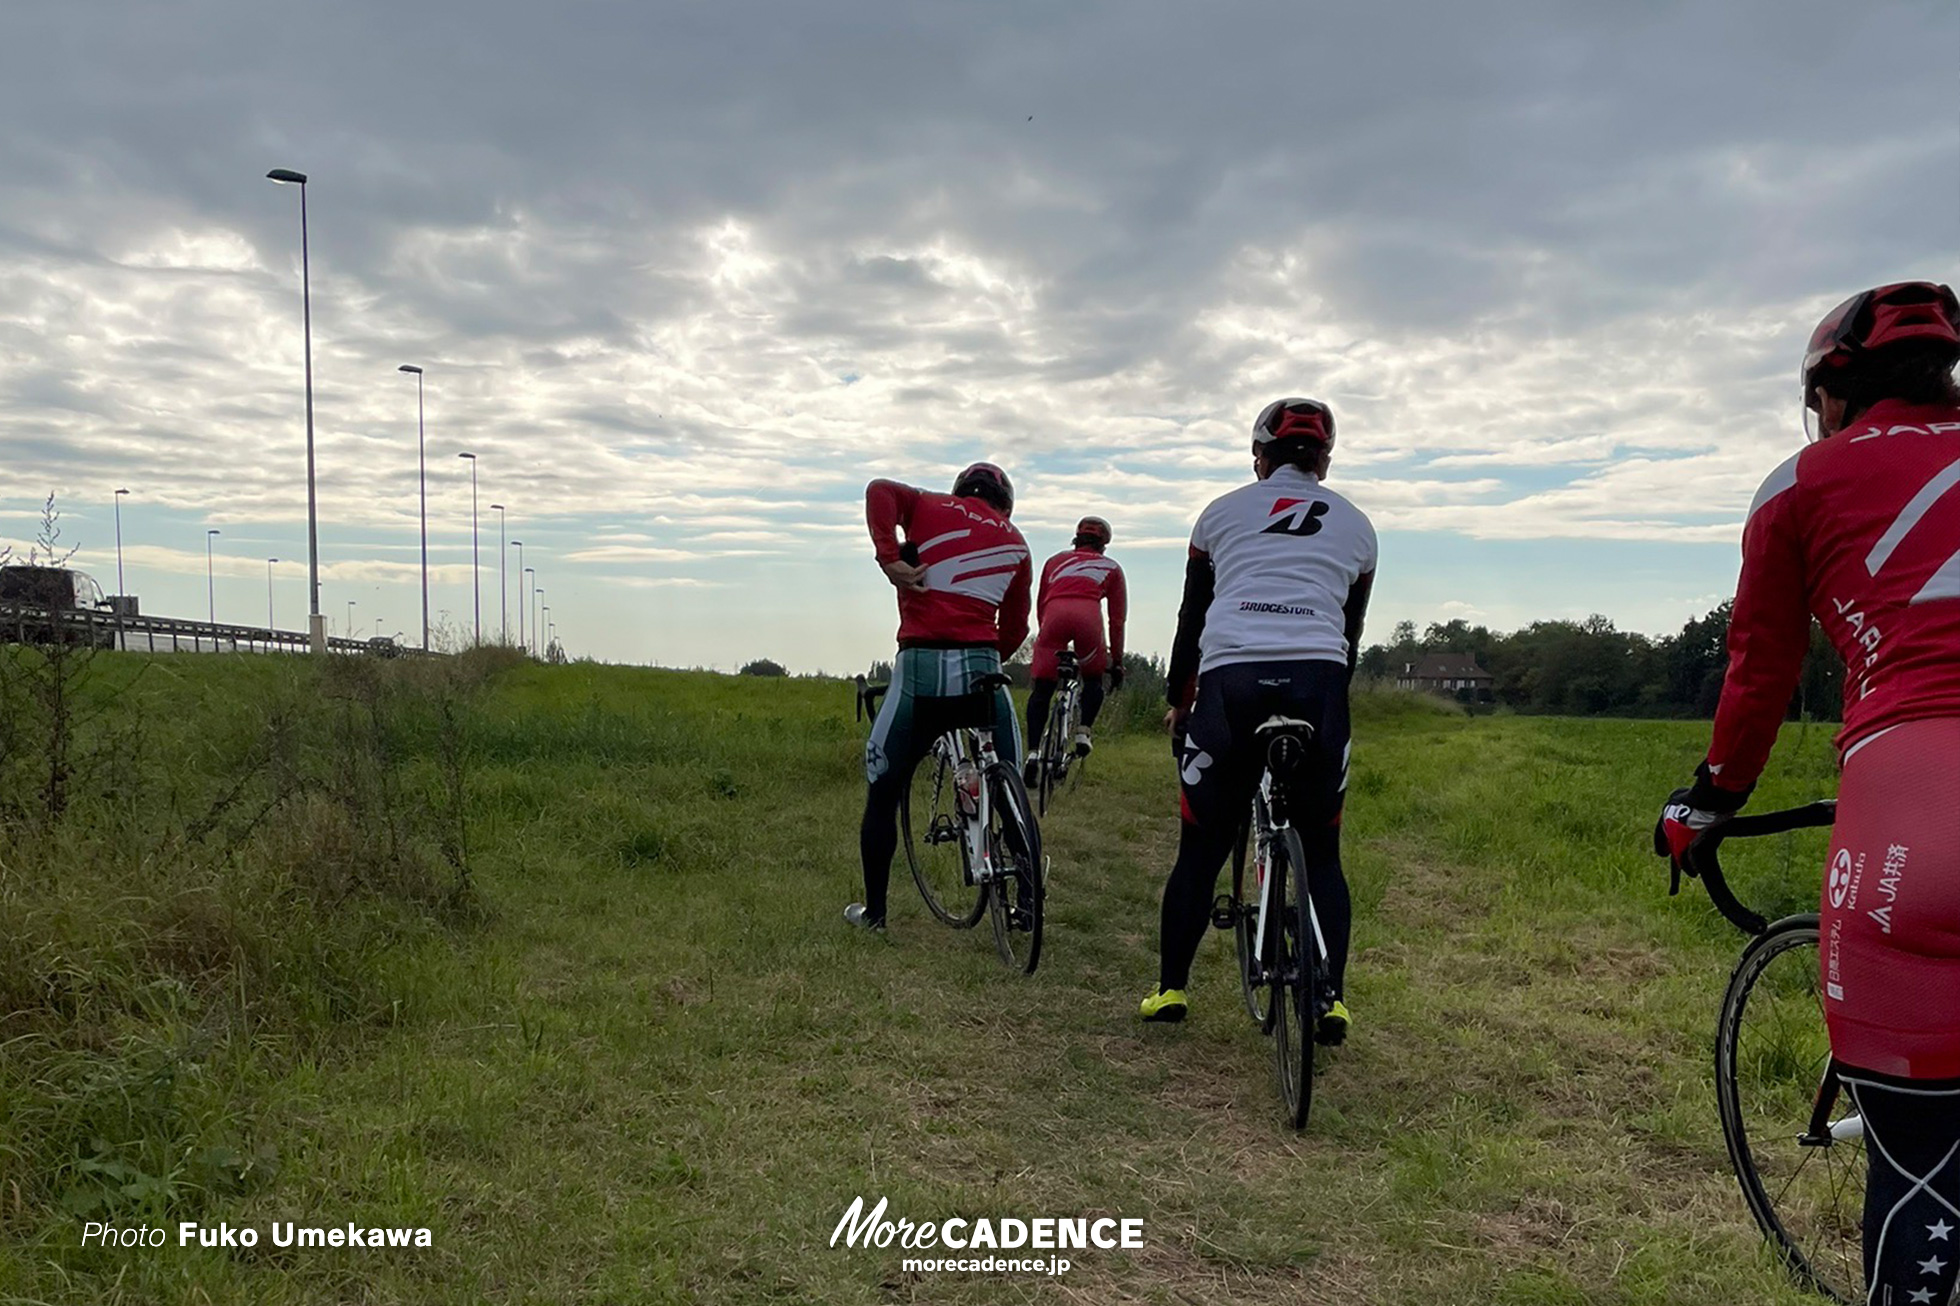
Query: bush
738,659,787,677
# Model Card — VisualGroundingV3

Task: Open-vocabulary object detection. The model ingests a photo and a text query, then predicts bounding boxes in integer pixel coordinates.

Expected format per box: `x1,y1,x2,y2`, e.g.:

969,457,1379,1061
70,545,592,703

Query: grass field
0,657,1849,1304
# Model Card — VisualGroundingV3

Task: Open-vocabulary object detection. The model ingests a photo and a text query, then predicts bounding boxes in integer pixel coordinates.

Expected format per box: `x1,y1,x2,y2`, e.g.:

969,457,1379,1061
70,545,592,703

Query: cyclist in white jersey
1142,398,1378,1029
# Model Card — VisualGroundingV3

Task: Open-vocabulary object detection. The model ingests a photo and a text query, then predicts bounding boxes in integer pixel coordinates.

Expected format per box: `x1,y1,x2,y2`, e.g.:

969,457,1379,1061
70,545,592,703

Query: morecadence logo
830,1195,1144,1278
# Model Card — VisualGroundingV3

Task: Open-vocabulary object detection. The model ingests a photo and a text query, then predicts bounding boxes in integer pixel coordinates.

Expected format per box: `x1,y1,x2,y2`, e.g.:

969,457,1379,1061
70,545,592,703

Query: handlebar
1674,799,1838,936
854,674,889,723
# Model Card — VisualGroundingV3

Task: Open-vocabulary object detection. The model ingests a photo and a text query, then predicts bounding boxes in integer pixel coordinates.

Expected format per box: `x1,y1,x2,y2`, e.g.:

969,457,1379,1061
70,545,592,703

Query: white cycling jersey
1189,465,1378,673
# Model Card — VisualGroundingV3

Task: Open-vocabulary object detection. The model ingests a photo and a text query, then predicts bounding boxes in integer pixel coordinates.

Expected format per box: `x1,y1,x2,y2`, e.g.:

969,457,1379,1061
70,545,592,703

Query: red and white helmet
1252,397,1336,452
1802,281,1960,439
1074,516,1112,546
951,462,1014,516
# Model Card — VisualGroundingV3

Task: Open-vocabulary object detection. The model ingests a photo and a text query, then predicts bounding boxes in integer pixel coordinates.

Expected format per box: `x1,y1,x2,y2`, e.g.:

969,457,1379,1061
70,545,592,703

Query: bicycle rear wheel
1269,825,1317,1130
1716,915,1864,1304
984,762,1044,974
901,741,985,929
1034,682,1066,815
1035,707,1062,817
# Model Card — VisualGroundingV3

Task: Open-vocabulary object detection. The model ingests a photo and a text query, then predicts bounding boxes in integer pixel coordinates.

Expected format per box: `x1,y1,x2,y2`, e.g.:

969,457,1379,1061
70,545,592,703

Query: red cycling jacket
1036,548,1127,663
866,480,1032,657
1707,397,1960,794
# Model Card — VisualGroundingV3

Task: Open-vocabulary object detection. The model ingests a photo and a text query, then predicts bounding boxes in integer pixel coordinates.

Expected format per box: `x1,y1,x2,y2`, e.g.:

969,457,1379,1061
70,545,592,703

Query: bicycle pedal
1210,894,1238,931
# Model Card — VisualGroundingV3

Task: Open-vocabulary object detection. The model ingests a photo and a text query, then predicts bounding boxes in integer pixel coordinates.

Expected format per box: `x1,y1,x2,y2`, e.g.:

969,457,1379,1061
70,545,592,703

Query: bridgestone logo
1238,602,1315,616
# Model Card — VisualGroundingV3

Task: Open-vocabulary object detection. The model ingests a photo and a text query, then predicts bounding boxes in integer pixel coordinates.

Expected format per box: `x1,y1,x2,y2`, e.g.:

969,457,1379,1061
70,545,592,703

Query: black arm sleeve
1164,551,1215,707
1342,569,1375,680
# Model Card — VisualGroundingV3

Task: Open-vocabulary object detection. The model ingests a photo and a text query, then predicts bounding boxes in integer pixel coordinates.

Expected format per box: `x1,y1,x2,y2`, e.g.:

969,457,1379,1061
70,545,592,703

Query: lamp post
524,569,536,657
205,529,221,624
513,545,526,650
398,364,428,651
265,168,324,654
543,607,552,658
491,504,506,644
113,488,129,598
267,558,279,630
457,452,480,645
346,599,356,639
534,587,544,659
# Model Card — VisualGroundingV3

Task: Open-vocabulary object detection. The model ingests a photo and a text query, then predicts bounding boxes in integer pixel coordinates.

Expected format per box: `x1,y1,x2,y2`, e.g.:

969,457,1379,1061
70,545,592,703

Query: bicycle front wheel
984,762,1045,974
1230,811,1270,1027
1269,825,1317,1130
1716,914,1864,1304
901,743,985,929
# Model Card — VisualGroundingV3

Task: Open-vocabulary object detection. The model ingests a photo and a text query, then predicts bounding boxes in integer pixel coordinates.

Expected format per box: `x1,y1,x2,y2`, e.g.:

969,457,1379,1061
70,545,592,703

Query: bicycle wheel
984,762,1045,974
1716,915,1864,1303
1230,808,1271,1027
1269,826,1317,1130
901,739,985,929
1036,688,1069,817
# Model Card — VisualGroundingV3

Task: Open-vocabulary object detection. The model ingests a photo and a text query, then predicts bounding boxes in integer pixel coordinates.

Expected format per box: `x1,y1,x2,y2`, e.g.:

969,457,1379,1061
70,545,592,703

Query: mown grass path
9,667,1846,1304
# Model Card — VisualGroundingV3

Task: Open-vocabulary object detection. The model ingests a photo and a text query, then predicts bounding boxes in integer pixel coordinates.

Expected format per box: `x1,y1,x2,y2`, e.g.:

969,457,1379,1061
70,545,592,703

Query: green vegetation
1,659,1845,1303
1362,607,1847,720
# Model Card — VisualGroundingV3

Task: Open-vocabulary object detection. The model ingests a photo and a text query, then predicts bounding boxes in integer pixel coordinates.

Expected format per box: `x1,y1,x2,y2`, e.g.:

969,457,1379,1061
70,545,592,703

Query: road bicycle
1030,650,1087,816
1672,799,1866,1302
1209,715,1333,1129
856,676,1046,973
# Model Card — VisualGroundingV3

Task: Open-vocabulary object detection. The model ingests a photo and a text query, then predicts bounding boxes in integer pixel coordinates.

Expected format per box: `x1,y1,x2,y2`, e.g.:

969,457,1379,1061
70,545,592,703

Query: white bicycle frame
1248,767,1329,979
935,727,1003,887
1043,666,1083,778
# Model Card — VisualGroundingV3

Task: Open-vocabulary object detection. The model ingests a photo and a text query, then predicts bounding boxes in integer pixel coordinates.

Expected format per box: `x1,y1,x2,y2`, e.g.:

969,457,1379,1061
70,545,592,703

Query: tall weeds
0,640,502,1243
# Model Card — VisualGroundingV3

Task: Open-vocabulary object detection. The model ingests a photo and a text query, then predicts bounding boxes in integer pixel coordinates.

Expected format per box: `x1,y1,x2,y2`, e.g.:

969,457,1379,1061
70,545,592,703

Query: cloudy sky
1,0,1954,670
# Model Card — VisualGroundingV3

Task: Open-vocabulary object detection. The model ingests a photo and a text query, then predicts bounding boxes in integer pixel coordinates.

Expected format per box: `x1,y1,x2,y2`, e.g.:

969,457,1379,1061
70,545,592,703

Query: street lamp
533,586,544,659
265,168,324,654
205,529,221,624
346,599,356,639
513,544,526,650
267,558,279,630
524,569,536,657
113,488,129,598
490,504,506,644
543,607,551,658
458,451,480,645
399,364,429,651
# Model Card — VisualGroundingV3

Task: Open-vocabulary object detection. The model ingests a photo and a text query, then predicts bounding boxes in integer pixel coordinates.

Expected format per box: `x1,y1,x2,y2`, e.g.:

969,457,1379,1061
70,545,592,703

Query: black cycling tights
1159,816,1350,995
1844,1071,1960,1305
1025,675,1106,751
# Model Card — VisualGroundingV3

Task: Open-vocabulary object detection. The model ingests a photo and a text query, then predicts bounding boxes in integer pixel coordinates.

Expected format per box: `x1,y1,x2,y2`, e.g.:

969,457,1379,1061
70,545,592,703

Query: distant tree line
1358,604,1846,720
844,602,1840,723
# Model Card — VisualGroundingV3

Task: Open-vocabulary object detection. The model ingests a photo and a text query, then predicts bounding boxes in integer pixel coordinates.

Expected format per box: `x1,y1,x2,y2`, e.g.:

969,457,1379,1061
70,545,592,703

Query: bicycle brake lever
1668,859,1682,897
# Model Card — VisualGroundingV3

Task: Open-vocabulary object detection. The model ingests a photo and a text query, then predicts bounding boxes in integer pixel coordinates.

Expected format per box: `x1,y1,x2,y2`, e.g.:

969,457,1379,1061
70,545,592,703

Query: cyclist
1023,515,1128,785
1142,398,1377,1031
850,462,1033,932
1655,281,1960,1305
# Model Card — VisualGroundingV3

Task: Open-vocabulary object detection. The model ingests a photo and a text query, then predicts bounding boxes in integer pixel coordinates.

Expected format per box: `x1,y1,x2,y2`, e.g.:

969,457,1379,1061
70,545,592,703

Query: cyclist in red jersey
851,462,1033,932
1656,281,1960,1305
1023,515,1128,783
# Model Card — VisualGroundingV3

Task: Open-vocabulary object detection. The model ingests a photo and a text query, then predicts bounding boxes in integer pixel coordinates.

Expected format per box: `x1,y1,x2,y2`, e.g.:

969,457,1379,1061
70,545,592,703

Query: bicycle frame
1043,661,1083,780
1249,752,1327,980
930,726,1005,887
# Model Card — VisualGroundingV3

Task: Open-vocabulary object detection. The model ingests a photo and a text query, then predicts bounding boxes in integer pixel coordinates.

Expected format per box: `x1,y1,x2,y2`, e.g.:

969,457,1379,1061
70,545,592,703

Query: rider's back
867,480,1030,651
1039,549,1122,606
1193,465,1377,671
1716,397,1960,777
